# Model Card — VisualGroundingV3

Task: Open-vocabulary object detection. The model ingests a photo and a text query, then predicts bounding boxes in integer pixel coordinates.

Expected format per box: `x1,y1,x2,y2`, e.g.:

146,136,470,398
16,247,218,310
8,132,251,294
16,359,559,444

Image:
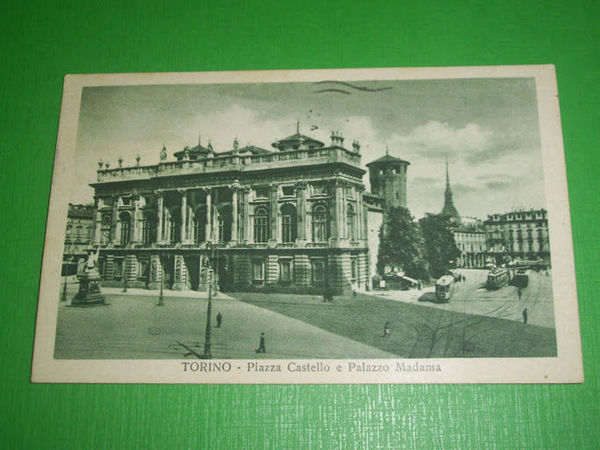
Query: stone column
356,186,364,242
132,196,139,243
205,189,212,243
269,184,279,243
180,189,187,244
231,184,239,243
330,179,344,242
339,181,347,240
156,193,164,243
187,193,194,243
212,189,219,242
242,187,251,243
295,182,307,246
112,196,120,245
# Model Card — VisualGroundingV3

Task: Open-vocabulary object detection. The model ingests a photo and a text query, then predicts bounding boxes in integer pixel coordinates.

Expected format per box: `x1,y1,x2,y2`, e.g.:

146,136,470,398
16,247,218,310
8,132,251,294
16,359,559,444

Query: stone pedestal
71,270,106,306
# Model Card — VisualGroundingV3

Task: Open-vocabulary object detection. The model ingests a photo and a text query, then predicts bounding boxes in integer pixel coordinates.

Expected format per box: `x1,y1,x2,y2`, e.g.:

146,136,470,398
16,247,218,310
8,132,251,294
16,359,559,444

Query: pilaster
242,187,251,243
205,188,212,243
269,184,279,245
295,181,307,246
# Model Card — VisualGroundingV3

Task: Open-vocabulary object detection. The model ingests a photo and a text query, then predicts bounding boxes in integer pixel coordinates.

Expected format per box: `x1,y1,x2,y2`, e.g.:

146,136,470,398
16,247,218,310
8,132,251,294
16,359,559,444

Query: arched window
142,212,156,245
86,226,94,241
312,204,329,242
217,206,232,242
346,203,355,241
119,212,131,246
76,225,83,242
168,208,181,245
254,207,269,243
193,207,206,243
280,204,297,243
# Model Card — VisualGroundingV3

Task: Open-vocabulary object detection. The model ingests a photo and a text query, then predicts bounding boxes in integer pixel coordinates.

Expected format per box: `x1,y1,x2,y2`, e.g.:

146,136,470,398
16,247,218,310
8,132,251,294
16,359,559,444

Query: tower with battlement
366,150,410,209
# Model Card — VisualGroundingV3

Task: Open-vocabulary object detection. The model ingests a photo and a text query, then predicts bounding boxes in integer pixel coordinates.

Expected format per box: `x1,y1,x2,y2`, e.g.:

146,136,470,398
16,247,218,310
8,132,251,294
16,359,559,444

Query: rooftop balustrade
96,146,362,182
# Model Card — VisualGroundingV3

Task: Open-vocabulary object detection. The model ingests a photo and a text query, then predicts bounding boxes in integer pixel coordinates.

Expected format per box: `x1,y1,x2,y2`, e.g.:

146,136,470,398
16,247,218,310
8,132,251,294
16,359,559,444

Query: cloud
413,176,438,184
484,180,512,191
390,120,493,161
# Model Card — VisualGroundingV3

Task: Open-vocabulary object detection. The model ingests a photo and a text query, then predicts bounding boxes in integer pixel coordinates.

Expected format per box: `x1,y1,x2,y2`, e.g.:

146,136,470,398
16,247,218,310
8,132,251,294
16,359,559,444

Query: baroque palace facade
484,209,550,264
91,129,386,294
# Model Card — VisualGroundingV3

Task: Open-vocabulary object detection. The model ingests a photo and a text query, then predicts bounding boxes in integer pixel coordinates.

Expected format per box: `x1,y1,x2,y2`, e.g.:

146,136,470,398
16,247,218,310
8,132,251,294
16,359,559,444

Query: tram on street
513,269,529,288
435,275,455,302
486,267,510,290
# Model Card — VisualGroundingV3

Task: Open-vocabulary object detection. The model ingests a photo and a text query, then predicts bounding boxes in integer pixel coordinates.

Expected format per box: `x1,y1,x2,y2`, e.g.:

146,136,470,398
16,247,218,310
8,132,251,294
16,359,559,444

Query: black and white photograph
32,66,582,383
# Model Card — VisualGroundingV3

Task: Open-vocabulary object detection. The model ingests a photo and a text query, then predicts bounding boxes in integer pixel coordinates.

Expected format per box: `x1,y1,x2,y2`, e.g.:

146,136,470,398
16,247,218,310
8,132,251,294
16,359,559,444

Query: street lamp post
203,242,216,359
157,250,164,306
61,270,68,302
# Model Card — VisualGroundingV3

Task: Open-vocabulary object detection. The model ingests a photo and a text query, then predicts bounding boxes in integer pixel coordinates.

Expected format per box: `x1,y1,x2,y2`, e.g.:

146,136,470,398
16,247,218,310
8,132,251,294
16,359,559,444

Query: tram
511,259,547,272
435,275,455,302
486,268,510,290
513,269,529,288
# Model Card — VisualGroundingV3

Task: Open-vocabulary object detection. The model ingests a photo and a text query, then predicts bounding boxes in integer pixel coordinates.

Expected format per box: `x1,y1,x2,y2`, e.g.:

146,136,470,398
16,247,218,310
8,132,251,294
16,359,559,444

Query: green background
1,0,598,448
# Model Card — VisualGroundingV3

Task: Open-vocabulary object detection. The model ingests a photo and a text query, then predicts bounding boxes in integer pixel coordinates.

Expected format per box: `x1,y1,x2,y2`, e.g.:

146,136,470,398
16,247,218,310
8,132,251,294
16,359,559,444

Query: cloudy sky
73,77,545,219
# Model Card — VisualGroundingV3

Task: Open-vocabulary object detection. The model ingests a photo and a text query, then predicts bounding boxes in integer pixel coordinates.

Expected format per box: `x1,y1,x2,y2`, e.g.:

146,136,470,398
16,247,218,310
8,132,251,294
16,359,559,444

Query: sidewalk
101,287,224,299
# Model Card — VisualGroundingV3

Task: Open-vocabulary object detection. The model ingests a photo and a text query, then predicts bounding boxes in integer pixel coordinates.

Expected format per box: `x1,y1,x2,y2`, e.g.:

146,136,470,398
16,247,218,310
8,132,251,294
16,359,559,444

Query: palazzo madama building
91,128,385,294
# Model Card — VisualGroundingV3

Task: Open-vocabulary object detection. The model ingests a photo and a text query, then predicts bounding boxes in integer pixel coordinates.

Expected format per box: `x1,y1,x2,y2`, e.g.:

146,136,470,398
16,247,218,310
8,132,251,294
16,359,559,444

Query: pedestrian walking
216,312,223,328
522,307,528,324
518,288,522,300
382,321,391,338
255,332,266,353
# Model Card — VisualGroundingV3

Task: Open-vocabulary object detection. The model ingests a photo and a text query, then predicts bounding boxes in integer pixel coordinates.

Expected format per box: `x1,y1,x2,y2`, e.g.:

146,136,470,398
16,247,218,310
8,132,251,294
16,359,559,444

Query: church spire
441,158,461,223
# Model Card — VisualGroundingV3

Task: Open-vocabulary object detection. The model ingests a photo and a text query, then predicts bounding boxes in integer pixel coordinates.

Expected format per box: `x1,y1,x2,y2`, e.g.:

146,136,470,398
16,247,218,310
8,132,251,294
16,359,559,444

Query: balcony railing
96,147,362,182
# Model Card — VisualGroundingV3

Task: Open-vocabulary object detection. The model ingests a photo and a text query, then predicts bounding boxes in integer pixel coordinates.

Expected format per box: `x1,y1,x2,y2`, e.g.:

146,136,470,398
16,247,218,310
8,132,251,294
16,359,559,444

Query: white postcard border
31,65,583,384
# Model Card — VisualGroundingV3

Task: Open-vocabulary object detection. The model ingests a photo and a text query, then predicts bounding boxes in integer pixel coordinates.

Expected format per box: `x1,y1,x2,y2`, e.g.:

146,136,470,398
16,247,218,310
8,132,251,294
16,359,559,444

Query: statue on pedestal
70,247,106,307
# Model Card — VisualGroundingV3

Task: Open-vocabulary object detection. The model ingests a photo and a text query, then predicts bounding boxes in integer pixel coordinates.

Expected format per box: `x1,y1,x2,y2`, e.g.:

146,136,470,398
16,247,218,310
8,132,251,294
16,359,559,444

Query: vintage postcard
32,66,582,383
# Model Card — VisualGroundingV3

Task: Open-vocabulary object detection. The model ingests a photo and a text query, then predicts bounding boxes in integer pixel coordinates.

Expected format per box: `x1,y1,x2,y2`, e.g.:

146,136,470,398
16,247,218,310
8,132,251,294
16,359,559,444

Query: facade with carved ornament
91,129,379,294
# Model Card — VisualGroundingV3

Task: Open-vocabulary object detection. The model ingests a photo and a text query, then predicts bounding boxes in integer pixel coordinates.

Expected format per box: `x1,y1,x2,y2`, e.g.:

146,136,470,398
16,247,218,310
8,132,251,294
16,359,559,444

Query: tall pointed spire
296,121,300,134
441,157,460,223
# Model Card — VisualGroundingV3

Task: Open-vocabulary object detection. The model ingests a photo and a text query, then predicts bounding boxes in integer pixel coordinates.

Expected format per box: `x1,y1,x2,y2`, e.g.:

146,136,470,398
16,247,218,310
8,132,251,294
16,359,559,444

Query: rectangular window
138,259,149,281
282,215,292,243
252,259,265,284
254,187,269,199
113,259,123,279
254,216,269,243
311,259,325,285
282,186,295,197
279,260,292,283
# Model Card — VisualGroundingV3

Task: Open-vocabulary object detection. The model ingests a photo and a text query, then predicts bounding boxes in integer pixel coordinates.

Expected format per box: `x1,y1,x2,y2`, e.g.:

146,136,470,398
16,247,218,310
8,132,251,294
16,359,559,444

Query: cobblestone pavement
370,269,555,329
55,290,395,359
